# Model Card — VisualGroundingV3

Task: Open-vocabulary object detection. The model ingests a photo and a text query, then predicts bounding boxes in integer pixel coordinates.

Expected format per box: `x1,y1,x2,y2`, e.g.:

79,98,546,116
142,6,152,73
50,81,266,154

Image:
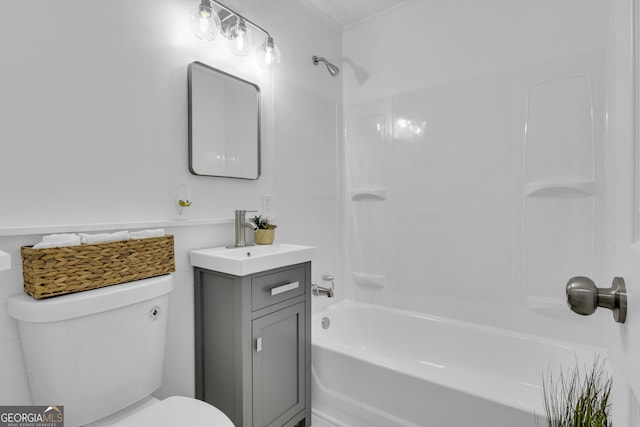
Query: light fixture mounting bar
206,0,271,40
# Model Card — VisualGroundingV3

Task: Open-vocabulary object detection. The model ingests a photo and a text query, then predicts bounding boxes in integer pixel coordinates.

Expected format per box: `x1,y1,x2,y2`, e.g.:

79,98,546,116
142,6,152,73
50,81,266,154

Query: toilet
7,275,233,427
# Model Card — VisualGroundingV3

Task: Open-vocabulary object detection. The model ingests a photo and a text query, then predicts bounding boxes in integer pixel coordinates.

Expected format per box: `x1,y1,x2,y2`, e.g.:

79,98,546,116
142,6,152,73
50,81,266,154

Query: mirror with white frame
188,61,261,179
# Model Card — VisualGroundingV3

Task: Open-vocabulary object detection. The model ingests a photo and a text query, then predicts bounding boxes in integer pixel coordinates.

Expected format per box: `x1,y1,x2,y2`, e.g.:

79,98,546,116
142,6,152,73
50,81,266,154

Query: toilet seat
108,396,233,427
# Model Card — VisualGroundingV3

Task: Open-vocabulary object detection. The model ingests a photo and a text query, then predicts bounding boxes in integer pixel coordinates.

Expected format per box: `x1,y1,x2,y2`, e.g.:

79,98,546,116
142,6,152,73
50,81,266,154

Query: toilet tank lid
7,275,173,323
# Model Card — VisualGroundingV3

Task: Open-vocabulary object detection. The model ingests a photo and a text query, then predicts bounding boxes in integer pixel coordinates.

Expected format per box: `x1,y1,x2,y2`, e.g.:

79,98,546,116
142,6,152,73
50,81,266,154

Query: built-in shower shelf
350,189,387,201
524,181,595,198
352,272,385,289
522,75,598,315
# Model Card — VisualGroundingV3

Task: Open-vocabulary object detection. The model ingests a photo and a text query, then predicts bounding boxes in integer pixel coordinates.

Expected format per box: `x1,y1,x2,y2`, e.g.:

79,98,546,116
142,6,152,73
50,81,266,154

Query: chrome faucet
312,275,335,298
231,209,258,248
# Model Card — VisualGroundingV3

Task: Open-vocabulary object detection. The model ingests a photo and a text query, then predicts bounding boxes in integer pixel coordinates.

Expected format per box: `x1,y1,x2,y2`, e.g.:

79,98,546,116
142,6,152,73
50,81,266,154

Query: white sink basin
190,243,315,276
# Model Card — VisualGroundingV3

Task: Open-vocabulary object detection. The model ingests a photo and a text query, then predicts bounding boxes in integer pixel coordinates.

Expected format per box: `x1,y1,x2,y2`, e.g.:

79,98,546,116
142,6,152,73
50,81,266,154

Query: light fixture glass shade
189,4,221,41
257,37,281,69
227,20,254,56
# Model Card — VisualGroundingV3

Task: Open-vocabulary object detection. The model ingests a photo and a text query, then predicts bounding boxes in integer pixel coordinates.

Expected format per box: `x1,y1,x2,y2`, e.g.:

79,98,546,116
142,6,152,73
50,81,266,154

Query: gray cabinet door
252,301,306,427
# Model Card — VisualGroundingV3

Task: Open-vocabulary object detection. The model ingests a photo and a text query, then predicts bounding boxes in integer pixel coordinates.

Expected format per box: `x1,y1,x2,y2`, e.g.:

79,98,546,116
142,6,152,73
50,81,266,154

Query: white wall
0,0,341,404
341,0,611,343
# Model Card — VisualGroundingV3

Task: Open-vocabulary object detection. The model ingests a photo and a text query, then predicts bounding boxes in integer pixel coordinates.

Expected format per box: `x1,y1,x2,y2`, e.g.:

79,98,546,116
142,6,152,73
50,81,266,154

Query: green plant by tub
537,357,612,427
251,215,278,230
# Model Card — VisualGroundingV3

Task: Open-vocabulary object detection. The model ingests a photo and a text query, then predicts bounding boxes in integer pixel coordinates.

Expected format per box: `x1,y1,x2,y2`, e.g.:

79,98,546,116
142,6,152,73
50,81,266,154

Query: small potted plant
251,215,278,245
537,357,612,427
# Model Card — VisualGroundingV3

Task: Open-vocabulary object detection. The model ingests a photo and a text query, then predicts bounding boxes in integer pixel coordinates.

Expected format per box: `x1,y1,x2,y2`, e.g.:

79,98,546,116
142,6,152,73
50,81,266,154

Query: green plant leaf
251,215,277,230
537,356,612,427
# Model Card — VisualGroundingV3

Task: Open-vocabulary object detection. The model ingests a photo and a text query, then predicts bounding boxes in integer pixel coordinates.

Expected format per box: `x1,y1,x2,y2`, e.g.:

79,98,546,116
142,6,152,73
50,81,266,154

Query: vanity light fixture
190,0,281,69
257,36,281,69
227,18,253,56
189,1,221,41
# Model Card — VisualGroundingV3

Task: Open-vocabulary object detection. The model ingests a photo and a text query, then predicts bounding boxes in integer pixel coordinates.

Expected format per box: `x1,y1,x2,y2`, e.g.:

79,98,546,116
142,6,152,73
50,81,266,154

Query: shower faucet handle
566,276,627,323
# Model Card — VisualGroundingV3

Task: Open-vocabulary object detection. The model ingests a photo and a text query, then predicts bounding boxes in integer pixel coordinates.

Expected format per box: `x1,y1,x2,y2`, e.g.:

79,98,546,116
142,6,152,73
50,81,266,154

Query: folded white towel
0,250,11,271
130,229,166,239
33,234,82,249
41,233,80,243
79,231,130,245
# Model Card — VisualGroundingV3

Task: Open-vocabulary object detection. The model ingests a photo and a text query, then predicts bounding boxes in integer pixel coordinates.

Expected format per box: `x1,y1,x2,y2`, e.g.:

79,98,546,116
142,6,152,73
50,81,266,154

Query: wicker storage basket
21,235,176,299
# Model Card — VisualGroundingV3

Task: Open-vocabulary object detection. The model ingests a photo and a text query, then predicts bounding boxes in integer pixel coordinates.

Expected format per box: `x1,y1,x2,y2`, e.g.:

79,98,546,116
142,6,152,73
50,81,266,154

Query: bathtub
311,300,605,427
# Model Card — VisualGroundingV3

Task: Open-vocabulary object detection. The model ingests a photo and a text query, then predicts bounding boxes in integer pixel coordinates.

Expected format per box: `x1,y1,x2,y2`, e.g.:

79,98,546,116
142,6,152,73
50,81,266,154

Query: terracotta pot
254,229,275,245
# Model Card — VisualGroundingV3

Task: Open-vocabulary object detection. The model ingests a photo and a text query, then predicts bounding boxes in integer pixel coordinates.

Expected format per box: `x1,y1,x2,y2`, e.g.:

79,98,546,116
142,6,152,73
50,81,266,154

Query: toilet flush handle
149,306,161,320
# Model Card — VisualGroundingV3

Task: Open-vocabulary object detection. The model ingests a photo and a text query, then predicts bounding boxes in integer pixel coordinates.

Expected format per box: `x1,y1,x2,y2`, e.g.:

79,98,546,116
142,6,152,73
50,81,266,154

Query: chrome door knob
566,276,627,323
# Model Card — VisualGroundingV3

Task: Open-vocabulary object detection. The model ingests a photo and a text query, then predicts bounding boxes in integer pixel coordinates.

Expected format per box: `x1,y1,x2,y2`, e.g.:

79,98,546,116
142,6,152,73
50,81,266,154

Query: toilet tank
7,275,173,427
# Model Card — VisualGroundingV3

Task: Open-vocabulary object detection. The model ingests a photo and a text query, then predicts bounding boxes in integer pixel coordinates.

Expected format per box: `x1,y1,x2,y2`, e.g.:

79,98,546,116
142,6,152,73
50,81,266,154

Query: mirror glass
188,61,260,179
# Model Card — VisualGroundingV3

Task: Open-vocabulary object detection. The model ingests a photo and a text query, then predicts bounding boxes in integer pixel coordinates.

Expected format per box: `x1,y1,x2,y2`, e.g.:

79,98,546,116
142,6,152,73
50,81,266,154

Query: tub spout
312,283,334,297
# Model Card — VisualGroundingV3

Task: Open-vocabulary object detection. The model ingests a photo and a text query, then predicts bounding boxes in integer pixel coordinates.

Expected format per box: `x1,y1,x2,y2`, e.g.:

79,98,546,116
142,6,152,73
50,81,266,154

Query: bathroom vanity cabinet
194,262,311,427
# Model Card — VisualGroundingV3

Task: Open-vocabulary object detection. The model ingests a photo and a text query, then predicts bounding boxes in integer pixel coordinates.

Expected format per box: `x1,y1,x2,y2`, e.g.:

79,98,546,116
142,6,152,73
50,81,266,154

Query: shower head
312,55,340,77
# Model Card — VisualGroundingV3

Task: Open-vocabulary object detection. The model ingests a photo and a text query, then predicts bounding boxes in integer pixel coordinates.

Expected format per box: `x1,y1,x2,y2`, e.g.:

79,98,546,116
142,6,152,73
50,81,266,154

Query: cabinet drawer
252,265,306,311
